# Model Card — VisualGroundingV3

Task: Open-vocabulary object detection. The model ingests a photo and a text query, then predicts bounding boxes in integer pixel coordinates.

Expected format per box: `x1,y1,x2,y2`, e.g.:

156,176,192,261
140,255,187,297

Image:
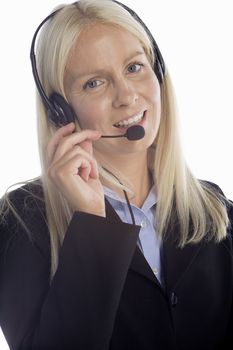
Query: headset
30,0,166,128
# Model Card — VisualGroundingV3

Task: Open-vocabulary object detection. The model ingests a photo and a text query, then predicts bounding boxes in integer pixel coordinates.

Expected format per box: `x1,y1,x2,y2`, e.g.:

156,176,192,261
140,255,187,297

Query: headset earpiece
48,92,76,128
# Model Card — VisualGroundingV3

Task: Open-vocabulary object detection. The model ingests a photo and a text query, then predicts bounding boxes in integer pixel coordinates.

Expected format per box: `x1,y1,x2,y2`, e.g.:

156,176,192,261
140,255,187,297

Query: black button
171,292,178,307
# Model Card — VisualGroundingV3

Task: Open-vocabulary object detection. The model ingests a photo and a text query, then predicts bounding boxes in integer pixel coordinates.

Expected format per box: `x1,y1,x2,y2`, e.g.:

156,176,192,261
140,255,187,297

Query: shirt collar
103,185,157,211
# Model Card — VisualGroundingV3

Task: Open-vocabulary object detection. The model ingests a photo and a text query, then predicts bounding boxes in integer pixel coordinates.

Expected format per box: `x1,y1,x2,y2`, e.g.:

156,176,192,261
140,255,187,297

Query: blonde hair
2,0,230,278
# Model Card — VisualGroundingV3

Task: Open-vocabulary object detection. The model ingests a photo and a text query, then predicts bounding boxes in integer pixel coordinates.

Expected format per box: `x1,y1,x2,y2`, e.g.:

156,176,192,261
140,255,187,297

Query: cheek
146,77,161,138
72,100,105,129
148,75,161,104
141,71,161,112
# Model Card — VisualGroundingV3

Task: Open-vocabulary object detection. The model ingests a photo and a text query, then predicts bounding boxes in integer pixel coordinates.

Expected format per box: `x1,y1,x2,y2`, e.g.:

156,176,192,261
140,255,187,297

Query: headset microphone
101,125,145,141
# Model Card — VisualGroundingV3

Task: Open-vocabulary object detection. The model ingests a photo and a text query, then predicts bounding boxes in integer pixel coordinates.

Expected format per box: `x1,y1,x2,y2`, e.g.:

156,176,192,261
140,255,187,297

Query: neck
96,150,152,208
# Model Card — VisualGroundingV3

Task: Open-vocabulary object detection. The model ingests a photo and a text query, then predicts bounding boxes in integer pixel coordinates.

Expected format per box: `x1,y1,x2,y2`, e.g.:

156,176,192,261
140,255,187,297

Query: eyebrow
72,50,145,82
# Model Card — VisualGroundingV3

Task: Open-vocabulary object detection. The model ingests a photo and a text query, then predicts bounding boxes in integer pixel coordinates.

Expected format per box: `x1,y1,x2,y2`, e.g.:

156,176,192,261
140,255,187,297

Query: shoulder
0,179,49,256
200,179,233,234
199,179,232,204
5,178,44,207
1,179,45,224
199,179,226,196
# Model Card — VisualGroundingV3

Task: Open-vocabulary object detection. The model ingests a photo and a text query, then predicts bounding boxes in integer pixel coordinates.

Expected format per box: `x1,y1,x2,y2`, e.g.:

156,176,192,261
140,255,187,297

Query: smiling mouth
113,111,146,128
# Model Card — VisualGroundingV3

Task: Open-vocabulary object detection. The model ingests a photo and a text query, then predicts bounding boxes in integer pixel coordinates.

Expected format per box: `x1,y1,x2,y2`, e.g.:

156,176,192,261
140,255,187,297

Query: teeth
114,112,144,128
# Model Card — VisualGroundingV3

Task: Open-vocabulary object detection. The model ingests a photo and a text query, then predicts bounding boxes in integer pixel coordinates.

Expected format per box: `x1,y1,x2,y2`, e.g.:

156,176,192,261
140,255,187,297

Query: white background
0,0,232,348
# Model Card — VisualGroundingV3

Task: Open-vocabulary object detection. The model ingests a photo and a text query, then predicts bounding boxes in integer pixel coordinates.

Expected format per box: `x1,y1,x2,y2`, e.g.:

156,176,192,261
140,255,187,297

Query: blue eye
127,63,143,73
84,80,101,90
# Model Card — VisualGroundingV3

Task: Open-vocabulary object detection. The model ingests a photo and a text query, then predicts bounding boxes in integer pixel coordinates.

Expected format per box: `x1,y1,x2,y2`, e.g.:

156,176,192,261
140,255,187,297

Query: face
64,23,161,158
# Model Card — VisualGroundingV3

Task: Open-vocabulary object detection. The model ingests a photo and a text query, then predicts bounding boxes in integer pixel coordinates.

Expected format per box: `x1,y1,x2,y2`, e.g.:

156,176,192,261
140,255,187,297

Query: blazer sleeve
225,198,233,349
0,188,140,350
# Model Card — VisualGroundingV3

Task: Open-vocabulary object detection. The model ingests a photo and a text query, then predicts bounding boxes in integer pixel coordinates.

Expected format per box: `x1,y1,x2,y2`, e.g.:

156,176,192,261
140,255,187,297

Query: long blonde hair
3,0,230,278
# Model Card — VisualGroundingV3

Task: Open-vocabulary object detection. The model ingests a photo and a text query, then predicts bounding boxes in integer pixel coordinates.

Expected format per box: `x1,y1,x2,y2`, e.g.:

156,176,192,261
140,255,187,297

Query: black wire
123,190,135,225
102,167,136,225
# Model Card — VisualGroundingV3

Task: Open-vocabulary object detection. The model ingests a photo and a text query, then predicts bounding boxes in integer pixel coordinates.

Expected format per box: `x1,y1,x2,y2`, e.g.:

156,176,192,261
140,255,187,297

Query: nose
112,78,138,108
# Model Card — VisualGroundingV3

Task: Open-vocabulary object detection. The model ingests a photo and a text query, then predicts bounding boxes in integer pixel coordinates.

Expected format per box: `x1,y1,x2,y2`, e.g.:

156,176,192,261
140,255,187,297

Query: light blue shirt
104,186,162,284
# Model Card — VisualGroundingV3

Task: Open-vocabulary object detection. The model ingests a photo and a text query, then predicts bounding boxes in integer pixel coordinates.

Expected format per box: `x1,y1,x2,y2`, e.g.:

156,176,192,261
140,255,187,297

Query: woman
0,0,232,349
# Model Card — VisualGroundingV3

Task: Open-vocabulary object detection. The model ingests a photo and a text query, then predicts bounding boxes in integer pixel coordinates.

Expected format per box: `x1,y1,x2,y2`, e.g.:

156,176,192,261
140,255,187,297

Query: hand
47,123,105,217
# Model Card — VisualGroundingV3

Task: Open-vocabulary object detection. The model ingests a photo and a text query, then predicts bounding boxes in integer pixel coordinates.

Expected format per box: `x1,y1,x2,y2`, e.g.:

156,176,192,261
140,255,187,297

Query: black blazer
0,181,232,350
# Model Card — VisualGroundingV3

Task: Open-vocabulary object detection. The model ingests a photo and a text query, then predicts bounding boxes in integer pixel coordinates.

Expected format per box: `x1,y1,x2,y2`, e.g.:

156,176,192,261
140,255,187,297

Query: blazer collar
105,198,203,291
105,197,123,222
163,234,203,291
105,198,160,286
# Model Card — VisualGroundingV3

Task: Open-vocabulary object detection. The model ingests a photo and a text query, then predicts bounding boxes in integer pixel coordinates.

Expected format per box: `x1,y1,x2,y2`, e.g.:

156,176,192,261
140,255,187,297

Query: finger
48,151,99,185
79,161,91,182
50,155,92,184
79,139,93,155
51,145,99,179
47,122,75,162
52,129,101,163
68,150,99,179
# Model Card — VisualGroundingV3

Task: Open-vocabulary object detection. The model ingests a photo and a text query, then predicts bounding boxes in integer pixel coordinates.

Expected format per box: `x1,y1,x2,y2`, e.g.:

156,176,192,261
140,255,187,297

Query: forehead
66,23,145,71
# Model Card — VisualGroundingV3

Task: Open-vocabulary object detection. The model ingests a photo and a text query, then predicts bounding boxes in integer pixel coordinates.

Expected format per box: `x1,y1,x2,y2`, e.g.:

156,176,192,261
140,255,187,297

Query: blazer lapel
105,197,123,222
163,220,203,291
130,245,161,286
105,198,204,290
105,198,161,287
